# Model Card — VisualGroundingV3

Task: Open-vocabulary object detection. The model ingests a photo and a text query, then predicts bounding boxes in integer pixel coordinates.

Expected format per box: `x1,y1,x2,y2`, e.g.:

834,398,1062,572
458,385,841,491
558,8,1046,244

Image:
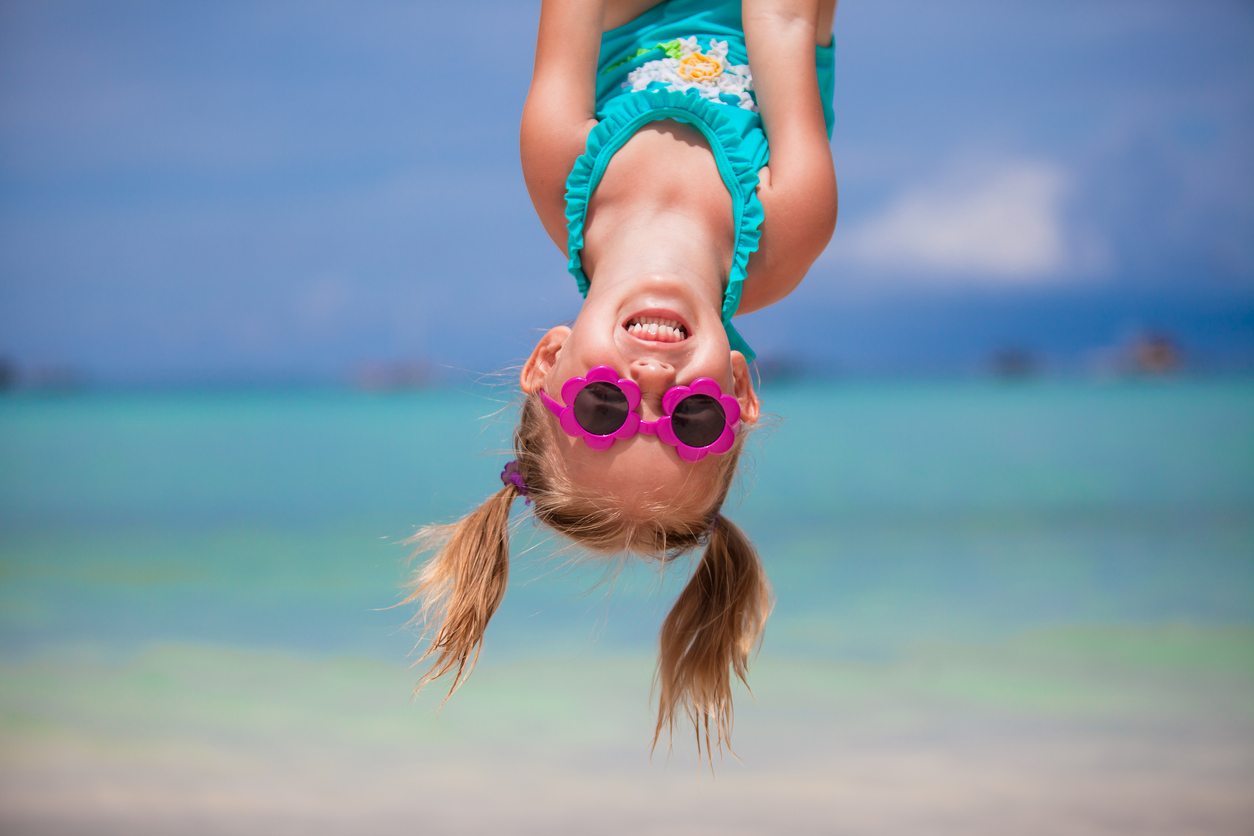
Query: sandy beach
3,627,1251,835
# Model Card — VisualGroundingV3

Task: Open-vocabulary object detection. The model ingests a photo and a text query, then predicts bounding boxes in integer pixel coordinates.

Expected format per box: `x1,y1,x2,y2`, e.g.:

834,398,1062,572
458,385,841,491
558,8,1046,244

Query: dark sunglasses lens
573,381,631,435
670,394,726,448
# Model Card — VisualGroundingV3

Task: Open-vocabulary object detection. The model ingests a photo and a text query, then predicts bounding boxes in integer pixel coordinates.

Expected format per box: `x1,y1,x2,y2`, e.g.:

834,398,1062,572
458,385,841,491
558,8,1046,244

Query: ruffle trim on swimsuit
564,87,764,359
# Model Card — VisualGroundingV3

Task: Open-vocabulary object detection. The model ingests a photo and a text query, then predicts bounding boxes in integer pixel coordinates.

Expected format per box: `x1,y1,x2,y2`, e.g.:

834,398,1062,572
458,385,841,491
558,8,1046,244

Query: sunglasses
539,366,741,462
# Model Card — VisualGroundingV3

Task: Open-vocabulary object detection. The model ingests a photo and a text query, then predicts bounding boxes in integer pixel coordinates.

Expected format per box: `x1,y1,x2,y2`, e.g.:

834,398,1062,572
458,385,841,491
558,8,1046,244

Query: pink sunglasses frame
538,365,741,462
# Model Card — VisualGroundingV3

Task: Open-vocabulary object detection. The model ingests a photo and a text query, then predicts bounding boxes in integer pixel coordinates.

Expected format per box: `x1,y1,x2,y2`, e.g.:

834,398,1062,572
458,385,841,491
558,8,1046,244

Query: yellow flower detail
677,51,723,82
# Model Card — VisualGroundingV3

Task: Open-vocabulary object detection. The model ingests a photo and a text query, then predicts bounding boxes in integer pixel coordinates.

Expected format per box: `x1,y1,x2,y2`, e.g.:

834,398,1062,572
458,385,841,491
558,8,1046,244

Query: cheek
688,331,734,387
700,352,736,389
564,327,626,373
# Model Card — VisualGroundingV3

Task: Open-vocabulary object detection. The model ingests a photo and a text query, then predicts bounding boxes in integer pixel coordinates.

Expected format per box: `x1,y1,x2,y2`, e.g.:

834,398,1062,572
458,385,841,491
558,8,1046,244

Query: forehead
550,426,721,519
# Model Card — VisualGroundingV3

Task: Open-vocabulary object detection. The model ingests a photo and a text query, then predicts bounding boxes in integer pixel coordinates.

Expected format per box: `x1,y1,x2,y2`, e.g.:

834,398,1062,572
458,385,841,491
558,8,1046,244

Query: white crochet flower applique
625,37,757,112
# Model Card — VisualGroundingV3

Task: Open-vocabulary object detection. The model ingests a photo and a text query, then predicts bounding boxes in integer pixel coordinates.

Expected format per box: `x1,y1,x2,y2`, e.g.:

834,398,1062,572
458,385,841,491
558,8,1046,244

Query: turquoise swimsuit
564,0,836,361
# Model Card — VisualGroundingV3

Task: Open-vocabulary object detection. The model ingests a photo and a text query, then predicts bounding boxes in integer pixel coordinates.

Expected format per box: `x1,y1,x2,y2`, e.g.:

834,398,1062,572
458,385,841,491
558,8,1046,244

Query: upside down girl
403,0,838,756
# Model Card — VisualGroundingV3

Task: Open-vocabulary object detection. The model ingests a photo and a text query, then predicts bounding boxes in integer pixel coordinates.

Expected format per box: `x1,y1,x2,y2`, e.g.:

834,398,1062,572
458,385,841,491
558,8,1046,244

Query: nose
630,358,676,419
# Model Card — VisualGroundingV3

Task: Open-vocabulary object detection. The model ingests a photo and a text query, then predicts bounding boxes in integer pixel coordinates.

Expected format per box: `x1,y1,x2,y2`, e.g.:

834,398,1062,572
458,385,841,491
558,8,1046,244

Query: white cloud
826,160,1104,286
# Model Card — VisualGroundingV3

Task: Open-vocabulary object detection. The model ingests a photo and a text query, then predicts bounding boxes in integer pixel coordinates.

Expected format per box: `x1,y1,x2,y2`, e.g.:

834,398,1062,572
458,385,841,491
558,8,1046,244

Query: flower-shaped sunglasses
539,366,740,462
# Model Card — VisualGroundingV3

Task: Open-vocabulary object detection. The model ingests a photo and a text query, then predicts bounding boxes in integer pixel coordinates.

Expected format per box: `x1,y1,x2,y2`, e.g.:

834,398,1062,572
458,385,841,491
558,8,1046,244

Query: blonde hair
401,393,772,759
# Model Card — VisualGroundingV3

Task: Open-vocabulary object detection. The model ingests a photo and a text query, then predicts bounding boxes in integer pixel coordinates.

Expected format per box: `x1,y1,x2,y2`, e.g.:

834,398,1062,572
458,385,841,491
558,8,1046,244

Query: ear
730,351,760,425
520,326,571,394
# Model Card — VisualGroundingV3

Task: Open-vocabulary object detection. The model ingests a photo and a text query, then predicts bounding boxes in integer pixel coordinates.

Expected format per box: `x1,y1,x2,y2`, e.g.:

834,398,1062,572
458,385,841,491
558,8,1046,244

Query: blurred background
1,1,1251,833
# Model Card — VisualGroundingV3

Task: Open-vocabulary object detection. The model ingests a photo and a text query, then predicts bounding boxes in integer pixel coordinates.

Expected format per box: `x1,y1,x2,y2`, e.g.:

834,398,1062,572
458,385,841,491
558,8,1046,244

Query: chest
587,119,734,228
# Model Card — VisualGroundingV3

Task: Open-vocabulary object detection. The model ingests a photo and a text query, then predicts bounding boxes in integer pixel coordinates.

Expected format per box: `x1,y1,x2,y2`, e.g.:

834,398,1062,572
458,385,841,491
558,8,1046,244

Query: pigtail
401,484,518,701
653,514,773,762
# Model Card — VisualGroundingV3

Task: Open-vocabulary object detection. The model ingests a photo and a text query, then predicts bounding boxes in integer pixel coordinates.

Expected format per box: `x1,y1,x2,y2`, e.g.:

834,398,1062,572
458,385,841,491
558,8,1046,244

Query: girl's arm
737,0,839,314
520,0,608,252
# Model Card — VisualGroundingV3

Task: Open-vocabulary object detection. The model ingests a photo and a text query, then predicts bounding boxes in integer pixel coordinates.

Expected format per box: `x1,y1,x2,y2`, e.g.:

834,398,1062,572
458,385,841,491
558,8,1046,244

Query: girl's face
521,273,759,518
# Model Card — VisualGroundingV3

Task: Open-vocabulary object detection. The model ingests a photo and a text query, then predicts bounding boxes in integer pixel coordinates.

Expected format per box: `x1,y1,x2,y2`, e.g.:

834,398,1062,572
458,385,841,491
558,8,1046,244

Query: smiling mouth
624,315,689,343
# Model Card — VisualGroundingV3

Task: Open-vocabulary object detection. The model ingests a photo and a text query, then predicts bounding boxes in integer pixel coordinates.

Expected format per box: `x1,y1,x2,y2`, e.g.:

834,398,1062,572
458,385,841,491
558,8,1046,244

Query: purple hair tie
700,514,719,544
500,460,531,505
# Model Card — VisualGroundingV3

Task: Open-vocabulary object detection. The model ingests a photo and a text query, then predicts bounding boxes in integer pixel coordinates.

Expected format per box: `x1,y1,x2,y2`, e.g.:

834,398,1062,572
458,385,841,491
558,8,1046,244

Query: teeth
625,316,688,342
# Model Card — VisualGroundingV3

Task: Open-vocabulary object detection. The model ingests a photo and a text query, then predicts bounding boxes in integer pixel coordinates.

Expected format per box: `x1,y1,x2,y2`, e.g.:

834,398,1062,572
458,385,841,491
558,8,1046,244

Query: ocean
1,379,1251,834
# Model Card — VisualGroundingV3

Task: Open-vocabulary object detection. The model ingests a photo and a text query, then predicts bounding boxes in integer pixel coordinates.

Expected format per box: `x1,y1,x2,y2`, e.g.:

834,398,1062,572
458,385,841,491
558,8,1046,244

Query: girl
405,0,837,757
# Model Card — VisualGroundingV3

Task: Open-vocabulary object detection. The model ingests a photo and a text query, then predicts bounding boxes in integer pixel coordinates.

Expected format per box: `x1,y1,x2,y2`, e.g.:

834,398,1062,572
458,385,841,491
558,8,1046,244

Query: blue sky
1,0,1251,381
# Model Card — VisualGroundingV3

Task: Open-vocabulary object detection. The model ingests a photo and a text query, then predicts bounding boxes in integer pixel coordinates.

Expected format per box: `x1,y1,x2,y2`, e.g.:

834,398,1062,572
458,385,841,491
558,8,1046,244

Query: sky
1,0,1252,382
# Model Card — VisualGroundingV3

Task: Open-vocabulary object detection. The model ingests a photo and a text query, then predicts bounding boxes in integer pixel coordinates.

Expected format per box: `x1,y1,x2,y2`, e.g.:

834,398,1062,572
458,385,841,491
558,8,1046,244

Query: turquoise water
2,380,1251,665
2,380,1252,833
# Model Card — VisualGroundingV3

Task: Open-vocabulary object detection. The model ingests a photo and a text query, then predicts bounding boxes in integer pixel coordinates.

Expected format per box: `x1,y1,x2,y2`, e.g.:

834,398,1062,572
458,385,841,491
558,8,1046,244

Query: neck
582,210,728,309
